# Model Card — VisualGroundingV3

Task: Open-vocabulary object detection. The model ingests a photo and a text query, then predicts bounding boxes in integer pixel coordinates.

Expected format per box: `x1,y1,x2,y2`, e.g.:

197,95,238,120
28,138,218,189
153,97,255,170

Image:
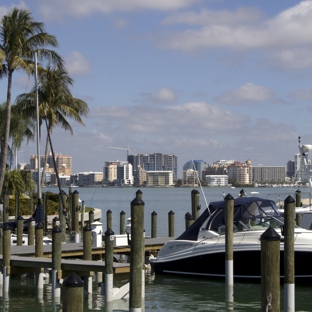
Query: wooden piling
59,190,67,240
52,225,62,298
284,195,295,311
17,216,24,246
3,191,9,222
83,225,92,261
81,200,85,232
104,228,115,302
62,273,84,312
35,222,43,257
28,217,35,246
295,189,302,226
129,195,144,312
168,210,174,237
120,211,126,234
194,190,200,220
89,210,94,226
151,211,157,238
43,192,48,234
72,190,79,233
225,194,234,286
106,209,112,230
15,192,20,220
3,223,11,294
261,227,280,312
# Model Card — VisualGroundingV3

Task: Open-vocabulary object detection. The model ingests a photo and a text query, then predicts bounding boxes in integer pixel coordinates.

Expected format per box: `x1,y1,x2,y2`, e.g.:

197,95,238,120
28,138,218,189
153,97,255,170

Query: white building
183,169,198,186
78,172,103,186
205,175,228,186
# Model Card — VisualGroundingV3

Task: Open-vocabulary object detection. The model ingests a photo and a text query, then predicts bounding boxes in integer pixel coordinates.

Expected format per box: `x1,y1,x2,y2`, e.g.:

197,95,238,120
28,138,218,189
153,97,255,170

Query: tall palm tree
0,8,64,195
16,64,89,188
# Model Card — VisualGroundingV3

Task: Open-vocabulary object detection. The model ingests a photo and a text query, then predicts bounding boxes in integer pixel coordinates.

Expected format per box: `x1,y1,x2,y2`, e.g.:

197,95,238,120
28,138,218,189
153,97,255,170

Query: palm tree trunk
0,71,13,195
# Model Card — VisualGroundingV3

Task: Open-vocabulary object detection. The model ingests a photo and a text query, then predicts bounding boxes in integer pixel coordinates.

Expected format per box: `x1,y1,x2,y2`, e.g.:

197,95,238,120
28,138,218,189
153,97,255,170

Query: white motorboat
150,196,312,282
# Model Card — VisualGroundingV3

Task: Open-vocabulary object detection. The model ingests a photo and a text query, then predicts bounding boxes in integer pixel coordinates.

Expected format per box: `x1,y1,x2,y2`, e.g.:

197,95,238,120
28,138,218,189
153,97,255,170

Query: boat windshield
208,198,285,234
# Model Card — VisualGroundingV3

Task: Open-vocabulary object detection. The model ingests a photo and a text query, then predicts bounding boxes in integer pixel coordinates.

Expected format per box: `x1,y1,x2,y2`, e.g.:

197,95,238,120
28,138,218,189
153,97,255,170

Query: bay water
1,186,312,311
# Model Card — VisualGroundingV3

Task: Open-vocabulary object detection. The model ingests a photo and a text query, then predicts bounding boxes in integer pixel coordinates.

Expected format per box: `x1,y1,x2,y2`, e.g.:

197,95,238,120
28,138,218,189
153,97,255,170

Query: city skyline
1,1,312,175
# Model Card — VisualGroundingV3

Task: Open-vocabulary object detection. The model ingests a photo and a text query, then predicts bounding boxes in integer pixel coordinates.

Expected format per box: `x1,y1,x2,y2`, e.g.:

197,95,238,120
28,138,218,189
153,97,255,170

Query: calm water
1,186,312,311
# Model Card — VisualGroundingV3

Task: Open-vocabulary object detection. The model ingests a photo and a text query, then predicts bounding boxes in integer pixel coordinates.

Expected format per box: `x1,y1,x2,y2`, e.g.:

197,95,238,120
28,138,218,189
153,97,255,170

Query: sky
1,0,312,178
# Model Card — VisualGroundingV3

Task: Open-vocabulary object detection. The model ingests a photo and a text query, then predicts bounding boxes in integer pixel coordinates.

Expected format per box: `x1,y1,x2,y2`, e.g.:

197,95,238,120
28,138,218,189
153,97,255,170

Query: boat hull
152,249,312,283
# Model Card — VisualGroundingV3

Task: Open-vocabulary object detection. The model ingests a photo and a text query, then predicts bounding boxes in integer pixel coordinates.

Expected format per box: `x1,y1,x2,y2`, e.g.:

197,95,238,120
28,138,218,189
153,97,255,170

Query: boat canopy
176,197,281,241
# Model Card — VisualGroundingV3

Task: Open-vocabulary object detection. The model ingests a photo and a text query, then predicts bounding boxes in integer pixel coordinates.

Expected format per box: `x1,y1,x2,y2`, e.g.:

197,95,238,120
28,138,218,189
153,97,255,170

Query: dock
0,237,170,275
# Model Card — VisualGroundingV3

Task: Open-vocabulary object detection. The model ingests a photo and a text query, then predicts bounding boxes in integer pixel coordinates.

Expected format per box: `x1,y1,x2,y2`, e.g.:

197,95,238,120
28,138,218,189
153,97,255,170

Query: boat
150,196,312,282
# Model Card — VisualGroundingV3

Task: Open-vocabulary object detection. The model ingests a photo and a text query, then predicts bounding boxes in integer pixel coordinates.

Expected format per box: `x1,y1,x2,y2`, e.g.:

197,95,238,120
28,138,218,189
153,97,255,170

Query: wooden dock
0,237,170,276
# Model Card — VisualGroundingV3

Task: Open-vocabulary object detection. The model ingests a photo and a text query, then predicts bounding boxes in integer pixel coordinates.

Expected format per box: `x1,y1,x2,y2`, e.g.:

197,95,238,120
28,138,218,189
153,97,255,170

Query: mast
35,52,41,200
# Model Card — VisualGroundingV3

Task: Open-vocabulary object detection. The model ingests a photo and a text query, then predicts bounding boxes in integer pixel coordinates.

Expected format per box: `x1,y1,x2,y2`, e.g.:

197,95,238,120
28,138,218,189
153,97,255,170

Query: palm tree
16,64,89,188
0,8,64,195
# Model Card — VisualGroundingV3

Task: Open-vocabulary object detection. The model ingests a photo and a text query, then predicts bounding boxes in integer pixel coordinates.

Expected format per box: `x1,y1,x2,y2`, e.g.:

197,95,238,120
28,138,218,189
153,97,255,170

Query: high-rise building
286,160,295,178
294,153,310,182
252,165,286,184
182,169,198,186
228,160,252,184
183,160,207,180
128,153,178,181
145,171,173,187
103,161,133,185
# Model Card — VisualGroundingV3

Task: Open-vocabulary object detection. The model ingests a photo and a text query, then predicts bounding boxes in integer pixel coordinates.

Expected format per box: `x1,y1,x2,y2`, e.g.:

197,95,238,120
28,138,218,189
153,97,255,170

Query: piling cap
3,223,11,231
185,212,191,218
28,216,35,223
60,190,66,195
260,226,280,241
17,215,24,220
72,190,79,195
63,273,84,288
152,211,157,216
53,216,59,222
194,190,200,195
105,228,115,236
107,209,112,213
89,210,94,215
284,195,295,204
52,226,62,233
120,210,126,215
296,189,301,194
224,194,234,201
131,196,145,206
136,189,142,195
168,210,175,215
83,224,92,231
36,222,43,229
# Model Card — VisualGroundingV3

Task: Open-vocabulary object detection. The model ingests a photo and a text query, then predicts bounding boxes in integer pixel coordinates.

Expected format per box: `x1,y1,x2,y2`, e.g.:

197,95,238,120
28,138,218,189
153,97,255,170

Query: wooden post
194,190,200,220
17,216,24,246
104,228,115,302
168,210,174,237
62,273,84,312
3,190,9,223
35,222,43,257
185,212,191,230
28,216,35,246
89,210,94,226
129,195,144,312
191,189,195,219
261,227,280,312
284,195,295,311
106,209,112,230
83,225,92,261
52,225,62,298
15,192,20,220
225,194,234,286
136,189,142,199
151,211,157,238
72,190,79,234
120,211,126,234
295,189,302,226
3,223,11,295
59,190,67,241
81,200,85,232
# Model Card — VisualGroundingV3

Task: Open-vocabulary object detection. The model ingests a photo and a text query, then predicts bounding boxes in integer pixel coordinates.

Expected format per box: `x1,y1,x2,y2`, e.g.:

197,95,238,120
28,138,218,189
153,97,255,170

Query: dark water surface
1,186,311,311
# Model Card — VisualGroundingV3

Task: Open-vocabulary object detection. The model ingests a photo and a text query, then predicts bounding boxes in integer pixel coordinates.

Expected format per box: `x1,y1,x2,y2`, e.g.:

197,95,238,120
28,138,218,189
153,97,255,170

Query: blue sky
1,0,312,177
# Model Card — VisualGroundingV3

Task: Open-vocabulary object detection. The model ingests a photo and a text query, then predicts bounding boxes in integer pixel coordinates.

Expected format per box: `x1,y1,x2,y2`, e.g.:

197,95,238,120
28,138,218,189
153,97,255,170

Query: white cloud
157,1,312,51
37,0,197,19
138,88,178,104
270,48,312,70
65,51,91,76
289,88,312,100
215,83,275,105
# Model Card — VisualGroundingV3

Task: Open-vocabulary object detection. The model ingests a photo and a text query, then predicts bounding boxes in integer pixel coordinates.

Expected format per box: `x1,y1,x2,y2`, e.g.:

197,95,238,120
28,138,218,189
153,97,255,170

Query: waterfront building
228,160,252,184
145,171,174,187
78,172,103,186
183,160,207,180
128,153,177,181
205,175,228,186
183,169,198,186
202,159,234,179
103,161,133,185
252,165,286,184
286,160,295,178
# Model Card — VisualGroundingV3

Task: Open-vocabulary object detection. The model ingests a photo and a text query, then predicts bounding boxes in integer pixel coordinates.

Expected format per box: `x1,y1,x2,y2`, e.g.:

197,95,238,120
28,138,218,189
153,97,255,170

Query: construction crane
108,146,135,159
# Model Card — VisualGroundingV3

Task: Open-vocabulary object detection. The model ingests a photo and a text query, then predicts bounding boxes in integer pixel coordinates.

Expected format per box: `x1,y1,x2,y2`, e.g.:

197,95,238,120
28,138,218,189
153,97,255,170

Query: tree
16,64,89,188
0,8,64,196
